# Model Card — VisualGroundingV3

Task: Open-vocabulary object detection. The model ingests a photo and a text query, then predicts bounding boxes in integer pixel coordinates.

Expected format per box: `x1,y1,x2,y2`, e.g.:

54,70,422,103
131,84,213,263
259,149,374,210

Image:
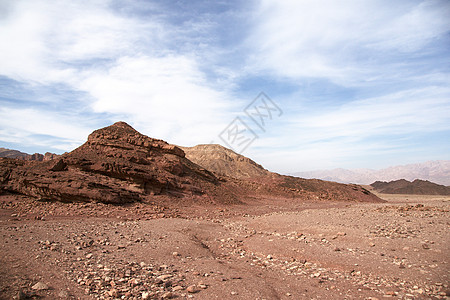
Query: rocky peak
87,121,185,158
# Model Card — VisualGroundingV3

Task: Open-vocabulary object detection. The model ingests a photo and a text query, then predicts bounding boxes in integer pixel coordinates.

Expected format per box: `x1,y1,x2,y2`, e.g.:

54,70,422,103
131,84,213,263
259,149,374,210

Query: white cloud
0,107,92,151
0,0,238,147
293,87,450,141
249,0,450,84
243,86,450,172
0,0,448,173
78,55,239,145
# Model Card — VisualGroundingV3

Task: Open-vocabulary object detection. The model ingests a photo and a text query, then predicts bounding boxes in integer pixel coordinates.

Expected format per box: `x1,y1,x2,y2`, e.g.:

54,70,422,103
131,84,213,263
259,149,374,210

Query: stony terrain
371,179,450,195
1,122,447,299
0,193,448,299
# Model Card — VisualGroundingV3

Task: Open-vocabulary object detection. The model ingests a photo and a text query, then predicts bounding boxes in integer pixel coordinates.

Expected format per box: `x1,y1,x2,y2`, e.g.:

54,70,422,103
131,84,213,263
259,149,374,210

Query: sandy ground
0,193,449,300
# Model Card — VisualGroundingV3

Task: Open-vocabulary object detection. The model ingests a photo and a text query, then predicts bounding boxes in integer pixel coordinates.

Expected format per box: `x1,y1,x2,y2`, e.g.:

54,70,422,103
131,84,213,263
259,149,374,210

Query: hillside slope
180,144,269,179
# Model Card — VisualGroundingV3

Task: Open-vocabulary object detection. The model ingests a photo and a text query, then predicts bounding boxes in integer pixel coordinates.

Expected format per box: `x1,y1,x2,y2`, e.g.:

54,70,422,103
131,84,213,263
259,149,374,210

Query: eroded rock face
0,122,233,204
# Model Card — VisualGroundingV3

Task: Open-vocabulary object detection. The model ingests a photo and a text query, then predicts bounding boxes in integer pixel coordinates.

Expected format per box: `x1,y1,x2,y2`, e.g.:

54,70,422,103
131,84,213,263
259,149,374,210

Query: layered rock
0,122,237,204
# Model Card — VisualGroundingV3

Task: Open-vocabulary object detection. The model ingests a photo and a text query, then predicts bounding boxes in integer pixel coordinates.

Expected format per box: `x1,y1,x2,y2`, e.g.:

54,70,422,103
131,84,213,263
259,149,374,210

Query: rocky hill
0,147,59,161
0,122,239,204
0,122,382,205
181,144,380,203
180,144,269,179
292,160,450,186
370,179,450,195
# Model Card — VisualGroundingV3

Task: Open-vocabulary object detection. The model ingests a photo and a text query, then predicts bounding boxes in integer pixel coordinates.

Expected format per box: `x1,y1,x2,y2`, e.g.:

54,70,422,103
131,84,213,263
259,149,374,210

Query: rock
106,288,119,297
142,291,150,299
58,290,70,298
86,253,93,259
162,292,174,299
50,159,67,172
172,286,184,291
16,290,27,300
32,282,49,290
157,274,172,280
422,243,430,249
186,285,199,293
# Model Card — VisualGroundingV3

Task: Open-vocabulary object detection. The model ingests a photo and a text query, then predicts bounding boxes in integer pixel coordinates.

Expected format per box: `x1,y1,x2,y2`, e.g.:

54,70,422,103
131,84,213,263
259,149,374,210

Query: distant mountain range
0,147,59,161
291,160,450,186
371,179,450,195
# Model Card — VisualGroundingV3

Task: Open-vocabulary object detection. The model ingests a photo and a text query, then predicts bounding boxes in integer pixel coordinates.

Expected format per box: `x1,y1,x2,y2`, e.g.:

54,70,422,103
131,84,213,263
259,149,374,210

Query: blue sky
0,0,449,173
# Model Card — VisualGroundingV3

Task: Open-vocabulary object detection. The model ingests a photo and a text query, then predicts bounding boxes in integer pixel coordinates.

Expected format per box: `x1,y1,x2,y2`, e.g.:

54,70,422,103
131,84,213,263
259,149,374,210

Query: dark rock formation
371,179,450,195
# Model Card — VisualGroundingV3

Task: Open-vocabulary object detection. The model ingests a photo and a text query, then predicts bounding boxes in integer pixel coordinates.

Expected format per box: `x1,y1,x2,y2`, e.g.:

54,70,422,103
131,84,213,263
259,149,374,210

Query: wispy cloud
248,0,450,85
0,0,241,149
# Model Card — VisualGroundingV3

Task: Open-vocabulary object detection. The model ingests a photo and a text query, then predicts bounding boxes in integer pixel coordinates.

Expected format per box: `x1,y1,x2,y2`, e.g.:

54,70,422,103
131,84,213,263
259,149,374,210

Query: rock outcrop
0,122,238,204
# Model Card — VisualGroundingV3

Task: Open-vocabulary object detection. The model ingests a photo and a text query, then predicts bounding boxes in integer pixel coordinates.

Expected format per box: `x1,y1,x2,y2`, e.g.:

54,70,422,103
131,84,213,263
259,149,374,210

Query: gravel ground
0,194,449,299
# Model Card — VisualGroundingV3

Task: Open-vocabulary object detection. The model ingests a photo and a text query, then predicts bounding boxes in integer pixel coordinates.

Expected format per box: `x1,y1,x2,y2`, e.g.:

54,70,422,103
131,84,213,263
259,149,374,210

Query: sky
0,0,449,174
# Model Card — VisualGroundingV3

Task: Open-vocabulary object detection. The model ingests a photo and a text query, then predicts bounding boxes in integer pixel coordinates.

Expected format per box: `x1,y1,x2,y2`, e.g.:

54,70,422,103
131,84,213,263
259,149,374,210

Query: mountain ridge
370,179,450,195
292,160,450,186
0,147,59,161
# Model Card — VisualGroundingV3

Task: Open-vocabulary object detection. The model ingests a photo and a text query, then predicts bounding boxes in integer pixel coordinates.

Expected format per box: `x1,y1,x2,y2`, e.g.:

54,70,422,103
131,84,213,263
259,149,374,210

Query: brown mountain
0,147,59,161
180,144,269,179
0,122,239,204
370,179,450,195
181,144,380,203
0,122,382,205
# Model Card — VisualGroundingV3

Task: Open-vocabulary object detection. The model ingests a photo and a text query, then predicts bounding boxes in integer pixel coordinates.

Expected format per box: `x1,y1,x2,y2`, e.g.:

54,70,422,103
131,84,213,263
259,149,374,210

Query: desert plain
1,190,448,300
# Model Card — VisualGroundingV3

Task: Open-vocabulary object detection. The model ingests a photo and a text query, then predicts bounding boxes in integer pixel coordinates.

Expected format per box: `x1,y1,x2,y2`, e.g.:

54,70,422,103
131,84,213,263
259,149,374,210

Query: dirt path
0,194,449,299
